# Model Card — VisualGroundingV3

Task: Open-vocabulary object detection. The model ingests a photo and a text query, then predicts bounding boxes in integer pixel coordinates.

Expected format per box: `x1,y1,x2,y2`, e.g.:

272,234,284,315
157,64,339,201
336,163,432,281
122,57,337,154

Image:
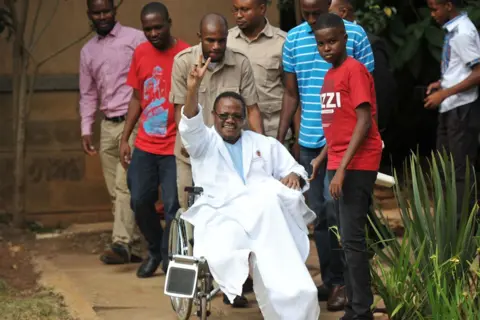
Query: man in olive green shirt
169,13,263,210
228,0,292,142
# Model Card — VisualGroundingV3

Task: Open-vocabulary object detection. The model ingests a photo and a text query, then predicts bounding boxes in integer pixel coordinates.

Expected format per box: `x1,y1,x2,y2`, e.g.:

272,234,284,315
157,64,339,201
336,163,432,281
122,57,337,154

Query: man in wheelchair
177,55,320,319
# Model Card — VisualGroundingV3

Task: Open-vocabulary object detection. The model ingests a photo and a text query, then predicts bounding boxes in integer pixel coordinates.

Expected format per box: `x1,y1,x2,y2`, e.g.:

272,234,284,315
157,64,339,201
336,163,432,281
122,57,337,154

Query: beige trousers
99,120,142,256
176,158,193,210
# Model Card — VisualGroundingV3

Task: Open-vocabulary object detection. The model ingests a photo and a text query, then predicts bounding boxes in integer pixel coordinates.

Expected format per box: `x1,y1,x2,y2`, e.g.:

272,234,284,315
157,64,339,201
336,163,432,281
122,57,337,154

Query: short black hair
213,92,247,118
87,0,114,9
141,2,170,20
313,12,345,32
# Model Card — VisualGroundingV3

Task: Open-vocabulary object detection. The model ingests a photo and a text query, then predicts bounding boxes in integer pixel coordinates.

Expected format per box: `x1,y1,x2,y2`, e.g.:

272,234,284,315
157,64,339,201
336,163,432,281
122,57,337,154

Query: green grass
0,281,74,320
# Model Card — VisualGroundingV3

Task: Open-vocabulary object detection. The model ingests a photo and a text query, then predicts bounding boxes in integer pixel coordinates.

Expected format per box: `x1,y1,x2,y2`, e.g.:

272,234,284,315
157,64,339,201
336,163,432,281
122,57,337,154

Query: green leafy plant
356,0,480,77
369,152,480,319
356,0,397,36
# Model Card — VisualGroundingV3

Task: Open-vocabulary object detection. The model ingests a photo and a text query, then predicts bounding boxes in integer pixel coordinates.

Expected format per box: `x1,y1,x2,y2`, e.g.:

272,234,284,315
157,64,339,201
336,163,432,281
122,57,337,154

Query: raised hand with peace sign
183,54,212,119
187,54,211,91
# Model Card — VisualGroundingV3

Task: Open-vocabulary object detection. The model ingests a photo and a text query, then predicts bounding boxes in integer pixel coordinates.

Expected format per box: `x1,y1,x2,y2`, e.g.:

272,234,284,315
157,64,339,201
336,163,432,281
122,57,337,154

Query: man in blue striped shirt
276,0,374,311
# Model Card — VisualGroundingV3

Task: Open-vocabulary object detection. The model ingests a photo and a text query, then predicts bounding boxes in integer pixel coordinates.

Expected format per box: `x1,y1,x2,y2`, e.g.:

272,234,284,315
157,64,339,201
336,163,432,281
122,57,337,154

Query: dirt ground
0,224,73,320
0,217,393,320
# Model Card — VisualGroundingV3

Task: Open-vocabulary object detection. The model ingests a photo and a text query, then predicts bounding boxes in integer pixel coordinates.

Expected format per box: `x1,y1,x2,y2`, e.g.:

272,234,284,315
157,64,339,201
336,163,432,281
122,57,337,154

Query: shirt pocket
250,156,267,175
198,86,214,126
199,85,208,102
253,58,281,87
221,87,240,94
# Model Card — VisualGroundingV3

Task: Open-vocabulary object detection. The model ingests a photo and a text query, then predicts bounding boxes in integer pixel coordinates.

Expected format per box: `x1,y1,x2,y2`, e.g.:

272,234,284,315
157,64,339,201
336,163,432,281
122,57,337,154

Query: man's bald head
329,0,355,22
198,13,229,63
199,13,229,35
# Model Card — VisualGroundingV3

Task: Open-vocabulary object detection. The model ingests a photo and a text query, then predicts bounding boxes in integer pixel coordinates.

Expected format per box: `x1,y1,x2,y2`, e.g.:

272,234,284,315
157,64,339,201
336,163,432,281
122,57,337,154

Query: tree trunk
12,71,28,227
6,0,92,227
9,0,29,228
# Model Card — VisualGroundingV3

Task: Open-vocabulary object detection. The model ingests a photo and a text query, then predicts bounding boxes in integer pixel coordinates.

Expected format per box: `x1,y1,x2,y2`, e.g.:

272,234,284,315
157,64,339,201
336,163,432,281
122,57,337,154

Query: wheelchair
164,187,221,320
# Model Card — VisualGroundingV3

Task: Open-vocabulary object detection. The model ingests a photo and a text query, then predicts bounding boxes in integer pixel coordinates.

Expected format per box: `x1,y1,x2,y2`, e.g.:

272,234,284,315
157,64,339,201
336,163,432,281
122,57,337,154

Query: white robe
178,106,320,320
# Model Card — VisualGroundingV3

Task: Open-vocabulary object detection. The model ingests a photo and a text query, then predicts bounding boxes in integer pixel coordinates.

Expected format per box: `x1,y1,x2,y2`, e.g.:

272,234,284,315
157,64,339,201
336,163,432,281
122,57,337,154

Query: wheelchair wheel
168,208,194,319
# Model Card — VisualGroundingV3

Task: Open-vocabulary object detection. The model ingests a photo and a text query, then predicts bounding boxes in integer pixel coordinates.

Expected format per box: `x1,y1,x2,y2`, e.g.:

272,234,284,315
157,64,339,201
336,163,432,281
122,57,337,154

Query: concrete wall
0,0,280,227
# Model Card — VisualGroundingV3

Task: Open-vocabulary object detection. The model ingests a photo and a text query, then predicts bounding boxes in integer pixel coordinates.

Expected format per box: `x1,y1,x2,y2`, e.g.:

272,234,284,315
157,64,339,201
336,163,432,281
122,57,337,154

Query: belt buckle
106,115,125,122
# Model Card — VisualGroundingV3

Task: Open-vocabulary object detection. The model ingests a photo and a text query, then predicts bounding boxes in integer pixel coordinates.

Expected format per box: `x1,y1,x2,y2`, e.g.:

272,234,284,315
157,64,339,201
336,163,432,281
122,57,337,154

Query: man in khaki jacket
170,13,263,210
228,0,292,143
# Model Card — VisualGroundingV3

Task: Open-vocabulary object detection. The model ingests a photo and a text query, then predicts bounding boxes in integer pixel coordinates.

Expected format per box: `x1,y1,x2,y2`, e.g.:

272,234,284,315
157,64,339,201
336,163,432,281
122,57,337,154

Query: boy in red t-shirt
310,13,382,320
119,2,189,278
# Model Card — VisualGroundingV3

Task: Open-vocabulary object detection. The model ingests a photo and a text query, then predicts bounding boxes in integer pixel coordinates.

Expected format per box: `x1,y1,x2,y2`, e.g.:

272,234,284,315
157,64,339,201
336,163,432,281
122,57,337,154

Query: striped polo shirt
283,20,374,149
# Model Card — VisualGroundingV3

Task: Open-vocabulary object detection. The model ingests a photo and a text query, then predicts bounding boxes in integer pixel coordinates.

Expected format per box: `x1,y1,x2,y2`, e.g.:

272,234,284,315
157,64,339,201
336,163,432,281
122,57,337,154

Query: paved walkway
33,226,388,320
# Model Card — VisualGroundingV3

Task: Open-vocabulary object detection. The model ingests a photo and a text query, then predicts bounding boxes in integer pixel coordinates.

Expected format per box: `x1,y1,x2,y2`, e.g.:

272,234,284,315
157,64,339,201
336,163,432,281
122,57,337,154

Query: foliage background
277,0,480,171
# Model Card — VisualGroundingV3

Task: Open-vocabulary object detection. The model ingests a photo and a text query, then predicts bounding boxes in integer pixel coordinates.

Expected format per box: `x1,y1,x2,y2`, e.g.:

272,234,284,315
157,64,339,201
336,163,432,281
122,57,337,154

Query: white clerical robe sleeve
268,137,310,192
178,104,212,159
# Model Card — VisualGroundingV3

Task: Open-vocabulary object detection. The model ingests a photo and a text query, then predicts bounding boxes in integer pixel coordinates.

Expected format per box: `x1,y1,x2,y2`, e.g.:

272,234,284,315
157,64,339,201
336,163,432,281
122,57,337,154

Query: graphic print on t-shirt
141,66,169,136
320,79,340,128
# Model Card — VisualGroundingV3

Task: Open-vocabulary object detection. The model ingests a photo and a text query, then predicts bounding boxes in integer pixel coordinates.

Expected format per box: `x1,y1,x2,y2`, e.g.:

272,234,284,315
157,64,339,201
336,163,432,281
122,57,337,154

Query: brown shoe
100,248,129,265
100,243,143,265
327,285,346,312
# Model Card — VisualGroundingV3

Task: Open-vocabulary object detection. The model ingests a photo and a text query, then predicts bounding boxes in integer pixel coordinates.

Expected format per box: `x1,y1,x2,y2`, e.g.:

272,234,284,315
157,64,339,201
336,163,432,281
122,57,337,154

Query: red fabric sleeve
126,48,140,90
348,64,373,110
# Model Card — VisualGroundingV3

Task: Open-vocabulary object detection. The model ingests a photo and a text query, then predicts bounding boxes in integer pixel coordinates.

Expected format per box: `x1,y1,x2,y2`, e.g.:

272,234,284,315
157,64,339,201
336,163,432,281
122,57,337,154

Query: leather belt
104,114,126,123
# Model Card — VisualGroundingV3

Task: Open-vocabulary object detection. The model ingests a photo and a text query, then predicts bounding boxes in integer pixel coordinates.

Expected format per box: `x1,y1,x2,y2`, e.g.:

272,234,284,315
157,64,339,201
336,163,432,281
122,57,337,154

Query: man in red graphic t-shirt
120,2,189,279
310,13,382,320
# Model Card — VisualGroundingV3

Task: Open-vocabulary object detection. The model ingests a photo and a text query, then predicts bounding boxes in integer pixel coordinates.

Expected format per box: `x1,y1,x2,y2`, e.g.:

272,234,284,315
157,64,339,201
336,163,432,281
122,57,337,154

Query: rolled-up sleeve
169,55,189,105
452,32,480,68
79,49,98,136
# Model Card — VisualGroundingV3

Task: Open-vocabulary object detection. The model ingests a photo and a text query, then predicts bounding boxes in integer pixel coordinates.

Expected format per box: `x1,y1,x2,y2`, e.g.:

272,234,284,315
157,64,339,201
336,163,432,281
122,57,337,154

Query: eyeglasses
213,111,244,121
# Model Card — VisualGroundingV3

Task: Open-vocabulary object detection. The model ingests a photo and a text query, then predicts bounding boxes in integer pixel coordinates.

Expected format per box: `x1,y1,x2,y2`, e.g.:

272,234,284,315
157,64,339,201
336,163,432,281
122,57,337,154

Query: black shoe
223,293,249,308
130,254,143,263
136,256,161,278
317,284,330,301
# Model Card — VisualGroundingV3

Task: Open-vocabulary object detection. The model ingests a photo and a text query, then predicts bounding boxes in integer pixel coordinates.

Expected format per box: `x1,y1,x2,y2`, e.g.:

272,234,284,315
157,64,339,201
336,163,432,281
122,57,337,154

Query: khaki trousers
176,158,193,210
99,120,142,256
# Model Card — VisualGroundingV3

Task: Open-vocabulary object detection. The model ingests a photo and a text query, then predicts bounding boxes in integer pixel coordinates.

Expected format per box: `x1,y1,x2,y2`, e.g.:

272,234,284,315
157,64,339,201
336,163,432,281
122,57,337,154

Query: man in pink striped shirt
79,0,146,265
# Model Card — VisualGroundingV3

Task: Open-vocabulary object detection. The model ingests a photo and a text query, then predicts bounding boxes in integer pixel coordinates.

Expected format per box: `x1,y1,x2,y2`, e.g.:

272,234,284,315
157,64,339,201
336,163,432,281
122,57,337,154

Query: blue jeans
127,149,180,269
299,146,344,287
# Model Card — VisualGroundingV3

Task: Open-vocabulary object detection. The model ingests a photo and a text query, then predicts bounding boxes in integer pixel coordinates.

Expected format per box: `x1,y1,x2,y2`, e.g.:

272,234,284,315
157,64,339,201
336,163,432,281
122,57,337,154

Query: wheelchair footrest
164,259,198,299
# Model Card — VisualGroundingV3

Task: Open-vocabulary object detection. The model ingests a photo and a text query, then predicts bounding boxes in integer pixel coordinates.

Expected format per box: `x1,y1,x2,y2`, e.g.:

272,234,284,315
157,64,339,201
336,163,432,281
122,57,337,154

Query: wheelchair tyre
168,208,194,319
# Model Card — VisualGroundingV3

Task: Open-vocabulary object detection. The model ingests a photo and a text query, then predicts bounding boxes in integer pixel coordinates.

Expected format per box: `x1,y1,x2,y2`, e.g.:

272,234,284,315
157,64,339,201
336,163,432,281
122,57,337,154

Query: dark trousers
127,148,180,269
437,100,480,218
328,169,377,320
299,146,344,287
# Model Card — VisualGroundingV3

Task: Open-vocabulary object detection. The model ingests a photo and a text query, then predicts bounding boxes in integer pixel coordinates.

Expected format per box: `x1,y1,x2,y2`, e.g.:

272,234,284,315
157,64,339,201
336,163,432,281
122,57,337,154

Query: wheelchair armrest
184,186,204,194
